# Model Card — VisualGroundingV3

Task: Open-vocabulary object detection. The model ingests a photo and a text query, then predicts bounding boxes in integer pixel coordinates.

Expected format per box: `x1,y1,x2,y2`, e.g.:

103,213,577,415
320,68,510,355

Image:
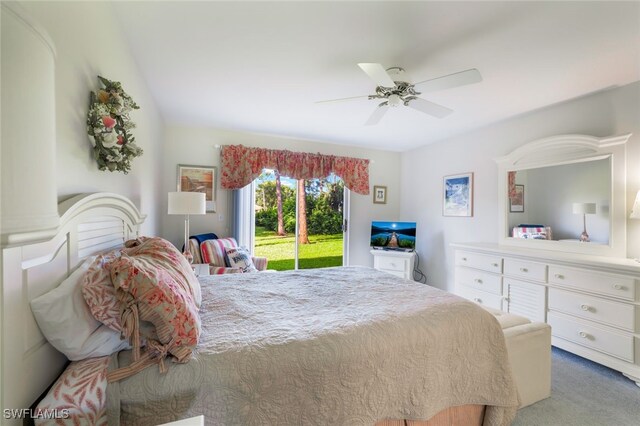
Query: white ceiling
112,1,640,152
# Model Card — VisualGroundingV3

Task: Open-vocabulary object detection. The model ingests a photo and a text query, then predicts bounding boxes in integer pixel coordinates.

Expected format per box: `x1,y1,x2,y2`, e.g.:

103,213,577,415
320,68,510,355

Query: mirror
507,158,611,244
496,134,630,258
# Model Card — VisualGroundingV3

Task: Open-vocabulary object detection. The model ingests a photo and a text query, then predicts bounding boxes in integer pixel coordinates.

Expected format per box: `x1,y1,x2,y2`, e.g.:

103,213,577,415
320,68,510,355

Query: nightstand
370,249,416,281
192,263,210,277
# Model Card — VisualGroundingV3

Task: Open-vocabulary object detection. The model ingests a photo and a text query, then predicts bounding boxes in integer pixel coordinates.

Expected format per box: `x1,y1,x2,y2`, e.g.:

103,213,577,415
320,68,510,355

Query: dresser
452,242,640,386
370,249,416,281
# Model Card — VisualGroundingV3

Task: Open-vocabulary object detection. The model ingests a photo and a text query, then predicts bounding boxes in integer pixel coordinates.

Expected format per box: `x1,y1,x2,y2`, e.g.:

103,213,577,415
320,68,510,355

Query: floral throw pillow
224,247,258,273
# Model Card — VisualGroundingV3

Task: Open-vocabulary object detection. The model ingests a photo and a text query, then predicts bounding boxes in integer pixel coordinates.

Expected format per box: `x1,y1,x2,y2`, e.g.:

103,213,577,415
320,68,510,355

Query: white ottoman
484,307,551,408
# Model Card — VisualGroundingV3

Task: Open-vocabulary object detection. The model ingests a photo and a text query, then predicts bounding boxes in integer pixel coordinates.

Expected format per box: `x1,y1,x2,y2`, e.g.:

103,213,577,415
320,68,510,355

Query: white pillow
225,246,258,273
30,256,130,361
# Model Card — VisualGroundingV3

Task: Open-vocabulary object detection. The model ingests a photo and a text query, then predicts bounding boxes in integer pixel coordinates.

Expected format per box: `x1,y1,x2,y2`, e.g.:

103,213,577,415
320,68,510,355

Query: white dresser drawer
504,258,547,282
456,285,503,310
455,251,503,274
376,256,407,272
549,266,636,301
548,288,636,332
548,312,634,363
456,267,502,295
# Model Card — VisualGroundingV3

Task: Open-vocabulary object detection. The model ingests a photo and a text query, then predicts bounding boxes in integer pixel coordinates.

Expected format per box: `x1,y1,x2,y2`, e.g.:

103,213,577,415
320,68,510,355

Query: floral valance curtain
221,145,370,195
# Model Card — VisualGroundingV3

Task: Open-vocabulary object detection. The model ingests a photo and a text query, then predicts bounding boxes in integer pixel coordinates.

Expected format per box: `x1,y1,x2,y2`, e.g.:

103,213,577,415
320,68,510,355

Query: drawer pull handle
473,298,482,303
474,278,483,284
555,274,564,279
491,263,499,267
578,331,590,339
613,284,623,290
580,304,591,311
462,257,468,261
520,268,528,273
390,263,396,267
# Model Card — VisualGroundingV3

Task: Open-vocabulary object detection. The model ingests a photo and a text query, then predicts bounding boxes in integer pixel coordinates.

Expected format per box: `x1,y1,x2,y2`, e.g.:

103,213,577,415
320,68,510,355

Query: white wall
161,125,401,267
19,1,165,235
401,82,640,291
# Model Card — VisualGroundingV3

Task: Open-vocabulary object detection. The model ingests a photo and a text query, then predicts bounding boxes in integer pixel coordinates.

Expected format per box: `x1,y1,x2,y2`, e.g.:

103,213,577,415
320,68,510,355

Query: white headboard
0,193,145,422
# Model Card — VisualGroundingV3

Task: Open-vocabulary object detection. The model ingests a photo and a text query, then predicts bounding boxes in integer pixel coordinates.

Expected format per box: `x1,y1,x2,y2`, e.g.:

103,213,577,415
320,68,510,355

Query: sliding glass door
253,170,348,271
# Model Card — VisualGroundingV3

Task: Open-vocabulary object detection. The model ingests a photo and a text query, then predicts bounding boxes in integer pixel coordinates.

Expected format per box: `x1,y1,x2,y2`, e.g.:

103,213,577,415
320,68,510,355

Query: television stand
370,249,417,281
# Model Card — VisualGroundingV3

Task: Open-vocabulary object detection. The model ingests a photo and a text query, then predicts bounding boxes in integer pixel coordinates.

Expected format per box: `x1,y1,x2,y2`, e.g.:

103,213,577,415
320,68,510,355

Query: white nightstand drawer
376,256,407,272
456,285,503,310
549,266,636,301
504,258,547,282
456,267,502,295
549,288,636,332
548,312,634,362
455,251,503,273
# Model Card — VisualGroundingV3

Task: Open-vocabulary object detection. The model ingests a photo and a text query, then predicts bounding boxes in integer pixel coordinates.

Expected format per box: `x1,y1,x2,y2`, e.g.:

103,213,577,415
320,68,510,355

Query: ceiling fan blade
358,63,396,88
365,105,389,126
315,95,369,104
414,68,482,93
407,98,453,119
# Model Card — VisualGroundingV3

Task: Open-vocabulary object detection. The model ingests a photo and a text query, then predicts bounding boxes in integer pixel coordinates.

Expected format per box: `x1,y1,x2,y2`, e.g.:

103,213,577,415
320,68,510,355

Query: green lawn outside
254,226,343,271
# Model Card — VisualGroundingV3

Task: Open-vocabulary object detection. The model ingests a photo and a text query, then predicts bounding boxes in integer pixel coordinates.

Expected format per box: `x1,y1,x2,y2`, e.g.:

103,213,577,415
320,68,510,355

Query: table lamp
572,202,596,242
168,192,206,262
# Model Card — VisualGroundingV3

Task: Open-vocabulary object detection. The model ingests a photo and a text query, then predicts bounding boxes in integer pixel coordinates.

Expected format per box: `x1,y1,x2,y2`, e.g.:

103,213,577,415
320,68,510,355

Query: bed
1,193,519,425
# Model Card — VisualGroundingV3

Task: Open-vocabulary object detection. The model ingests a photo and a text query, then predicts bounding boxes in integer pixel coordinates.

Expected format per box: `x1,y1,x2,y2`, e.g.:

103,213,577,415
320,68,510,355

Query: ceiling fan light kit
318,63,483,125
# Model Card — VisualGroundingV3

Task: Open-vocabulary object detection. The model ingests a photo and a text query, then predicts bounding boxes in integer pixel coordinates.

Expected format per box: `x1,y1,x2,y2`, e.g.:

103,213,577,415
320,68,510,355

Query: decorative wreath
87,76,142,173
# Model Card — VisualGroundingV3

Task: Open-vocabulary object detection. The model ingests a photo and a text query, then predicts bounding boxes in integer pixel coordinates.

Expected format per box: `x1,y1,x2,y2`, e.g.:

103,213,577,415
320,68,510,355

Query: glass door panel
298,174,344,270
253,171,346,271
253,170,296,271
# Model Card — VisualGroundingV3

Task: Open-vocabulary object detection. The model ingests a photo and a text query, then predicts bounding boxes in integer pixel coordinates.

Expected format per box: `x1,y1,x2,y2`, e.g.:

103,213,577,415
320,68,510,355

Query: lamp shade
572,203,596,215
631,191,640,219
168,192,206,215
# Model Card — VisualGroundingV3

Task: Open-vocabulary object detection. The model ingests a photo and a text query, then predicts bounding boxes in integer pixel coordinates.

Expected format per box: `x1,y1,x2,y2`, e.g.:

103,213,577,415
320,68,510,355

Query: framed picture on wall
443,172,474,217
373,185,387,204
177,164,217,212
509,184,525,213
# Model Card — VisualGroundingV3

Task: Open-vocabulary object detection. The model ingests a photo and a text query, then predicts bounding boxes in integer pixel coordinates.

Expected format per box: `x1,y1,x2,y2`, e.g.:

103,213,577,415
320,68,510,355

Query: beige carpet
513,347,640,426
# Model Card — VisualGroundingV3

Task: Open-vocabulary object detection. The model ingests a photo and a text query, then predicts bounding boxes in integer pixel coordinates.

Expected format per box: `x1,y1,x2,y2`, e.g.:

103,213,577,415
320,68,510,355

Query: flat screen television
370,221,417,251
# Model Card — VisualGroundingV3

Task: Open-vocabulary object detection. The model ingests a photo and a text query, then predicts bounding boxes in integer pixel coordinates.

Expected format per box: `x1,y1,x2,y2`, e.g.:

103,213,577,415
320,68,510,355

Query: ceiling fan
316,63,482,125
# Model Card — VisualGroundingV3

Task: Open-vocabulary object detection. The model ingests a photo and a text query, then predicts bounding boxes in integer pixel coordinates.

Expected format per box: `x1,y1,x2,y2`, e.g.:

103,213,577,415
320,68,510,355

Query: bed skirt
377,404,485,426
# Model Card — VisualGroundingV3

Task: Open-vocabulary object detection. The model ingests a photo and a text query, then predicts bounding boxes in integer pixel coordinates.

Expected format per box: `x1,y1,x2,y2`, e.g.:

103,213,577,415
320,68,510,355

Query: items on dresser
452,242,640,387
371,249,417,281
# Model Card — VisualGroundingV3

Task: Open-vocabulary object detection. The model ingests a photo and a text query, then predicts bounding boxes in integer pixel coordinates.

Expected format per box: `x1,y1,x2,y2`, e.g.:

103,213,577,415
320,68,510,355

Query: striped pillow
201,237,239,266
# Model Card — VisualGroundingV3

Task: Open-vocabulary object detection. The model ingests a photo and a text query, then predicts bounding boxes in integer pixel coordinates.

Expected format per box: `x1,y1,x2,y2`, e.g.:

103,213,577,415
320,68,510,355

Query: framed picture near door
177,164,217,212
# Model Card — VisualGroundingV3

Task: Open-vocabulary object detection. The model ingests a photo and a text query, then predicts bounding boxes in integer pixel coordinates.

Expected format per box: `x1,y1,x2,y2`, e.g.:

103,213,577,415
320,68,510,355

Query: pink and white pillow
201,237,239,266
35,356,109,425
81,252,123,332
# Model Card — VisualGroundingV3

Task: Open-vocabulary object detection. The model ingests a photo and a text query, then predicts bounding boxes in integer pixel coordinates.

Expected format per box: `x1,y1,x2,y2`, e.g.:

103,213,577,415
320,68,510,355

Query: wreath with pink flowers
87,76,142,173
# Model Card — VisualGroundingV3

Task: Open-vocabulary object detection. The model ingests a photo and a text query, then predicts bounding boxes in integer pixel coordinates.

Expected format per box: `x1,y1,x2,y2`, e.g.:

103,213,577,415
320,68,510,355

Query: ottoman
484,307,551,408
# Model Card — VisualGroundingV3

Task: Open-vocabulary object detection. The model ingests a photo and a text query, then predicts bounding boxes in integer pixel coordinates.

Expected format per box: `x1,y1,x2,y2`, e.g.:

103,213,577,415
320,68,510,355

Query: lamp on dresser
168,191,206,263
572,202,596,242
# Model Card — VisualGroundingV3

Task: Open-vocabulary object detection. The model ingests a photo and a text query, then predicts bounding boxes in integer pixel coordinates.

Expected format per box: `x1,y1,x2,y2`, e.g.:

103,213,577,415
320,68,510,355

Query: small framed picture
177,164,217,212
510,184,525,213
443,172,474,217
373,185,387,204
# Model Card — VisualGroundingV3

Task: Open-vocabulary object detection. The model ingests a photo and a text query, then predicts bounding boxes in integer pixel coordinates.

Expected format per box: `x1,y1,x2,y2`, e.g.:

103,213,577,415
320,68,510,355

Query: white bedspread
107,266,518,425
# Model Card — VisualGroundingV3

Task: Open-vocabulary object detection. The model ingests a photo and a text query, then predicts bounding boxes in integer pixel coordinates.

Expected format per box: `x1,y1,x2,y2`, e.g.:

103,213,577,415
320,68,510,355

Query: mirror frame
495,133,631,258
